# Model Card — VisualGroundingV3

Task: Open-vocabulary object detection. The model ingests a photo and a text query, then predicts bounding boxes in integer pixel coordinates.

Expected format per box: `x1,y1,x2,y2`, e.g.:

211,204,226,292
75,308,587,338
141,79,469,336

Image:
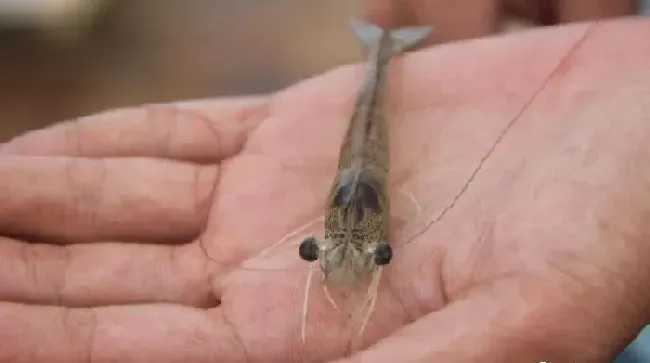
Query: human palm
1,18,650,363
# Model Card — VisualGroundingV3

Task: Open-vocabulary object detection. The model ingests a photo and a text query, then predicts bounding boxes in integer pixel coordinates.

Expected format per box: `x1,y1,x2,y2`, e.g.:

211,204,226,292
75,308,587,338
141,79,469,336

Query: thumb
334,288,616,363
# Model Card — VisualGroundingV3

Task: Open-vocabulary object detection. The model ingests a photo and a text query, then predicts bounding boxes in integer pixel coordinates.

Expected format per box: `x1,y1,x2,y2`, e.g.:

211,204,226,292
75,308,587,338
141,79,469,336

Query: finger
358,0,501,44
554,0,639,23
0,303,245,363
0,97,268,162
0,156,217,243
0,237,216,307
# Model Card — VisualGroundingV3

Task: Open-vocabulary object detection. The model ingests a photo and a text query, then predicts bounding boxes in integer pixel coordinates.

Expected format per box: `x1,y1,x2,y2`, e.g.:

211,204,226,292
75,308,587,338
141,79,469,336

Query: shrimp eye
374,242,392,266
299,237,319,262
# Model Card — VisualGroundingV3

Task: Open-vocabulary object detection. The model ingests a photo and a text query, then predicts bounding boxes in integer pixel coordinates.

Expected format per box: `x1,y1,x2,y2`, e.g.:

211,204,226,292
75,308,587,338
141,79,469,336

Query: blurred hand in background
361,0,639,43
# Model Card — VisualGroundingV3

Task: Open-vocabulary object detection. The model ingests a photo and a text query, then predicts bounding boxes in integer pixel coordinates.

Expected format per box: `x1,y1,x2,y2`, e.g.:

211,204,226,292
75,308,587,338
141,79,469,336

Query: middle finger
0,237,217,307
0,155,217,244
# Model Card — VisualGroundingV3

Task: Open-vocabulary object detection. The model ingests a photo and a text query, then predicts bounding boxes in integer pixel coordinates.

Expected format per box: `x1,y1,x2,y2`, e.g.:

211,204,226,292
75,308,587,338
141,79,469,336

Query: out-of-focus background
0,0,648,141
0,0,371,140
0,0,649,361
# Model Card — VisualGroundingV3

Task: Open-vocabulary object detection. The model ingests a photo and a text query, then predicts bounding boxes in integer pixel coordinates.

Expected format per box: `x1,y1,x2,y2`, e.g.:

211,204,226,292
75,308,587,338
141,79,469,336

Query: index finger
0,97,268,162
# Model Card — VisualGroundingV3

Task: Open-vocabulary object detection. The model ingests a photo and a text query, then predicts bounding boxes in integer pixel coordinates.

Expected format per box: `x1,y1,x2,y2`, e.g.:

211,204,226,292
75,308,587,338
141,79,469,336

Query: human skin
0,16,650,363
360,0,639,43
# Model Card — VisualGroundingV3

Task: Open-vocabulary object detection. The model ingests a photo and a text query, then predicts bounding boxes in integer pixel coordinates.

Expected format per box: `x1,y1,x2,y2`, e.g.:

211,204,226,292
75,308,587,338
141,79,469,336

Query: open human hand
1,16,650,363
